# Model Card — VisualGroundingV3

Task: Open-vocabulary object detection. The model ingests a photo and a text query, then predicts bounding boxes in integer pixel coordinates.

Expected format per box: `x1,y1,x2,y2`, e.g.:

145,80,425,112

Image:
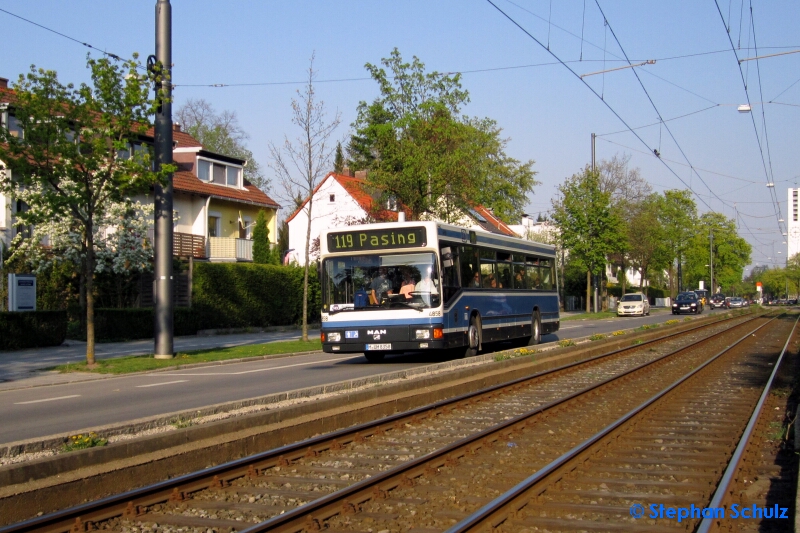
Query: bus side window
540,259,553,290
526,257,541,289
460,245,479,288
496,252,512,289
512,255,526,289
441,246,460,304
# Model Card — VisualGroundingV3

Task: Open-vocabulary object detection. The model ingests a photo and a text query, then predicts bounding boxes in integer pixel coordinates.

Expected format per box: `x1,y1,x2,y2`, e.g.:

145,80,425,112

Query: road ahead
0,309,711,445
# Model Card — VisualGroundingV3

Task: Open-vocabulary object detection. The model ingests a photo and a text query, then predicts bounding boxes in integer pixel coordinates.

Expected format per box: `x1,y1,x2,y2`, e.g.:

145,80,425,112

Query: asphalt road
0,308,718,445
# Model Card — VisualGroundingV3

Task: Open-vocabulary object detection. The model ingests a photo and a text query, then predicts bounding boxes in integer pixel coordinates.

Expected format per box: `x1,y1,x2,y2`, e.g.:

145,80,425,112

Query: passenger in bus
400,272,415,299
470,272,481,287
370,267,392,302
415,268,439,293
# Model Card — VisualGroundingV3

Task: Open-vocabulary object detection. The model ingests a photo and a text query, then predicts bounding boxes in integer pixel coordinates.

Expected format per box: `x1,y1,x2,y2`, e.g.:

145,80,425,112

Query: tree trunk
586,270,591,313
301,196,313,342
85,223,96,365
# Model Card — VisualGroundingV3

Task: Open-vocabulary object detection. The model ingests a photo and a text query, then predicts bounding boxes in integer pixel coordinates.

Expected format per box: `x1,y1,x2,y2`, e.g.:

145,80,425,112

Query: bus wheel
465,317,481,357
527,311,542,346
364,352,386,363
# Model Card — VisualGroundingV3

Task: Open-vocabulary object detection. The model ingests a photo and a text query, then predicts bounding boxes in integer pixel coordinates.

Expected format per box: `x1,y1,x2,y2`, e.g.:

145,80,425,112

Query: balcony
208,237,253,261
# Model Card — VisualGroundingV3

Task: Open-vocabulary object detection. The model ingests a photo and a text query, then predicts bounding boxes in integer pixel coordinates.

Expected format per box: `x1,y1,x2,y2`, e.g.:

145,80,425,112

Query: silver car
728,297,748,308
617,292,650,316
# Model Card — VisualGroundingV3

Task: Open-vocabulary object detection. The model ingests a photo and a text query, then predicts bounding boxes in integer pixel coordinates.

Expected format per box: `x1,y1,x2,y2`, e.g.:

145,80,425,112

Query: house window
213,164,225,185
329,194,335,202
208,214,221,237
227,166,239,186
198,159,211,181
197,157,242,188
7,114,23,139
239,216,252,239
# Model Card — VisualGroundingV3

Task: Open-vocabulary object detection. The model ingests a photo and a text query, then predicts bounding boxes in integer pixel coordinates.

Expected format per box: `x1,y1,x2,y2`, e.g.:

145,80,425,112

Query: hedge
0,311,67,350
192,262,320,330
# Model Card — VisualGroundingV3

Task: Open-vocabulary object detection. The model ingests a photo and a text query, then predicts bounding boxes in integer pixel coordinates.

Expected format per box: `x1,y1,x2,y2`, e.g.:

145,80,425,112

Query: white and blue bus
320,221,560,362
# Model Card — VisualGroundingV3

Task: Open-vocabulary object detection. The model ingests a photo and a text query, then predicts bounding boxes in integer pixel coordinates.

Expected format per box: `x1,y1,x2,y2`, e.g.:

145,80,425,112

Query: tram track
0,311,776,533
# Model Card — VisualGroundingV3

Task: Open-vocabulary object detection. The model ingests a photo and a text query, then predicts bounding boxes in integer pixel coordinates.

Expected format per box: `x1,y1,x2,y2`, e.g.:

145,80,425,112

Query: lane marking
170,356,362,376
136,380,189,388
15,395,81,405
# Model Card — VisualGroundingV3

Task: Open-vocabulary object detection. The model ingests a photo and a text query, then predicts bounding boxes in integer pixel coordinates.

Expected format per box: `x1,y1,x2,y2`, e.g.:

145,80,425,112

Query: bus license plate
366,343,391,350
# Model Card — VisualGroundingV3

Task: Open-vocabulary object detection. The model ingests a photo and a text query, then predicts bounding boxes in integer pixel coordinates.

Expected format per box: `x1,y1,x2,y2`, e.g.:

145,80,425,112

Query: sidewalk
0,327,320,387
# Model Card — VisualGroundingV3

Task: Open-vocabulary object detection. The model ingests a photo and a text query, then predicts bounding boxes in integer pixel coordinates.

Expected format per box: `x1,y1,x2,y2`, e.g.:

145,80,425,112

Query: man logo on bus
368,330,387,335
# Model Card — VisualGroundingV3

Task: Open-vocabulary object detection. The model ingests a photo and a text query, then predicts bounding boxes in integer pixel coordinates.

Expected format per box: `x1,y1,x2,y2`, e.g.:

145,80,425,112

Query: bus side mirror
441,247,453,268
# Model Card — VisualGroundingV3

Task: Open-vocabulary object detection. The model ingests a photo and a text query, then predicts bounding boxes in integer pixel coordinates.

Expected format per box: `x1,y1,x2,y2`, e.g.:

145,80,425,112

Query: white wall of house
287,176,367,265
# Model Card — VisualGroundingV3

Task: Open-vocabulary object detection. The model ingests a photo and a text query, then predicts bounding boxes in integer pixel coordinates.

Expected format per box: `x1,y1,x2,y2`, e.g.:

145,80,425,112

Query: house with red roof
285,170,518,265
0,76,279,261
162,124,280,261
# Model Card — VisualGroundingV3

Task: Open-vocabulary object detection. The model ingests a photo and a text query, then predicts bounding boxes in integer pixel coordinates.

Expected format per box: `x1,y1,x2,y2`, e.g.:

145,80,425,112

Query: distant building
789,188,800,260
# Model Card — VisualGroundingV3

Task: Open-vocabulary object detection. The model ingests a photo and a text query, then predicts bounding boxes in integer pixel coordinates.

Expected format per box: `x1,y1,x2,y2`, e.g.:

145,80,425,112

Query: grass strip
54,339,323,374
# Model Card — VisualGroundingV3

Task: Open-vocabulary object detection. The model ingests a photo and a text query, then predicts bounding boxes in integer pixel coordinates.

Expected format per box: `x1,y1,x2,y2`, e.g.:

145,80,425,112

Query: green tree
683,212,751,293
626,194,671,291
0,56,173,364
551,168,625,312
176,98,267,191
252,210,271,264
333,141,344,174
657,190,697,297
349,48,537,223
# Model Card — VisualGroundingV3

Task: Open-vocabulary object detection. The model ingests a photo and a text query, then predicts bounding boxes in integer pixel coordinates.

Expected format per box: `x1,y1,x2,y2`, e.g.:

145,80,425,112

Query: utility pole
709,230,714,294
591,133,598,313
153,0,174,359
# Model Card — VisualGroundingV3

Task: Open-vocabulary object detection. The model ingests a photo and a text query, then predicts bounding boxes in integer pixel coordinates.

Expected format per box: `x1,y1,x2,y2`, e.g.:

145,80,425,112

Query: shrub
558,339,576,347
62,432,107,452
612,330,625,336
192,262,320,329
0,311,67,350
589,333,606,341
68,307,200,342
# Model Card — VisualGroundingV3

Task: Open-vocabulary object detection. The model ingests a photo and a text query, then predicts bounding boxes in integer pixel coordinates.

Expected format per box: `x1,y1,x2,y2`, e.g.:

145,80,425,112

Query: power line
0,7,123,62
483,0,716,211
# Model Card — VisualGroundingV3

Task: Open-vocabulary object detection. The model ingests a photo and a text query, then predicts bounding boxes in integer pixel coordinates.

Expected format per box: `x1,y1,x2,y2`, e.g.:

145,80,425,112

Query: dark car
672,291,703,314
709,293,726,309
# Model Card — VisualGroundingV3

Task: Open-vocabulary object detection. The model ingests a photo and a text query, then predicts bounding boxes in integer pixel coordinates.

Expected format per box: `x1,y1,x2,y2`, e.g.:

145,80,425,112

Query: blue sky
2,0,798,273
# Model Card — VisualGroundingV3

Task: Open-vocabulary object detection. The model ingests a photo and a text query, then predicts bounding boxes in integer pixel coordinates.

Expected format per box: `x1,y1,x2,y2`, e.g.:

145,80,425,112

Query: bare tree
597,154,652,204
176,99,268,190
269,53,341,341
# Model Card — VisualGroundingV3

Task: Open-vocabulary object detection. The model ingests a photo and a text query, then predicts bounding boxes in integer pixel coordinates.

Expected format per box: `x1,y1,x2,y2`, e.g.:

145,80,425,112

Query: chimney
172,122,181,132
341,166,353,177
355,170,367,179
0,78,8,89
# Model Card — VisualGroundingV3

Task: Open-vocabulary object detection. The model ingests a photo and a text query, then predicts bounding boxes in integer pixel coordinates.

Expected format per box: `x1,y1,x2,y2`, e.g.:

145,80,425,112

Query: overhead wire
484,0,717,211
591,0,729,210
712,0,784,234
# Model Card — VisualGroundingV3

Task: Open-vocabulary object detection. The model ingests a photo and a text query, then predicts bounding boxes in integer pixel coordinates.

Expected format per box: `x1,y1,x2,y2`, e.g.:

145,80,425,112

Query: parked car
672,291,703,314
617,292,650,317
728,297,748,308
709,293,727,309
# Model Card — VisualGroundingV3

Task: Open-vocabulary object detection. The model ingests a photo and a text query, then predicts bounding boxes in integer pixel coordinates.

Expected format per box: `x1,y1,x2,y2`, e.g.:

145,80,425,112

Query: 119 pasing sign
327,227,427,252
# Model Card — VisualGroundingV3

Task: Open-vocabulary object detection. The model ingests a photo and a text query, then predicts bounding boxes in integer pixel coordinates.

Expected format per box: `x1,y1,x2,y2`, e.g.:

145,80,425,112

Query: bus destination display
327,227,427,252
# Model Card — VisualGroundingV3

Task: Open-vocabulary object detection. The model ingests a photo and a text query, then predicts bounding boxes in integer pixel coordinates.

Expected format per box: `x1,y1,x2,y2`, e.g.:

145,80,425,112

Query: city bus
319,221,560,362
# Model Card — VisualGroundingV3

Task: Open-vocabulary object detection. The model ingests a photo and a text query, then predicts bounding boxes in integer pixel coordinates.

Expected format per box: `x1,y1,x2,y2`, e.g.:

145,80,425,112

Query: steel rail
443,314,781,533
696,313,800,533
0,311,761,533
235,314,773,533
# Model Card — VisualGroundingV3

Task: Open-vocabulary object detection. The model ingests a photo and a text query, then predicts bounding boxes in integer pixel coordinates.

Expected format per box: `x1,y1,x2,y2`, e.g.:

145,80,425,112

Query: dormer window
197,157,242,189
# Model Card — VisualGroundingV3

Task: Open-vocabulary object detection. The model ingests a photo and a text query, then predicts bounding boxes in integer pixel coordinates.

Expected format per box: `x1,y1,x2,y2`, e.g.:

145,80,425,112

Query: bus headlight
327,332,341,342
415,329,431,340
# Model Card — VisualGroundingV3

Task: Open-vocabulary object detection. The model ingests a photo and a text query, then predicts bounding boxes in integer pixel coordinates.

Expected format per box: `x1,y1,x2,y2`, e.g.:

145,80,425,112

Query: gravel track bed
99,317,764,531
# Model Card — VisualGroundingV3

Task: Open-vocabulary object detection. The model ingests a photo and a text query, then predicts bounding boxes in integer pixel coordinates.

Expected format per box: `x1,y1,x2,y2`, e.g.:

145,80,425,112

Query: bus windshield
322,252,440,312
